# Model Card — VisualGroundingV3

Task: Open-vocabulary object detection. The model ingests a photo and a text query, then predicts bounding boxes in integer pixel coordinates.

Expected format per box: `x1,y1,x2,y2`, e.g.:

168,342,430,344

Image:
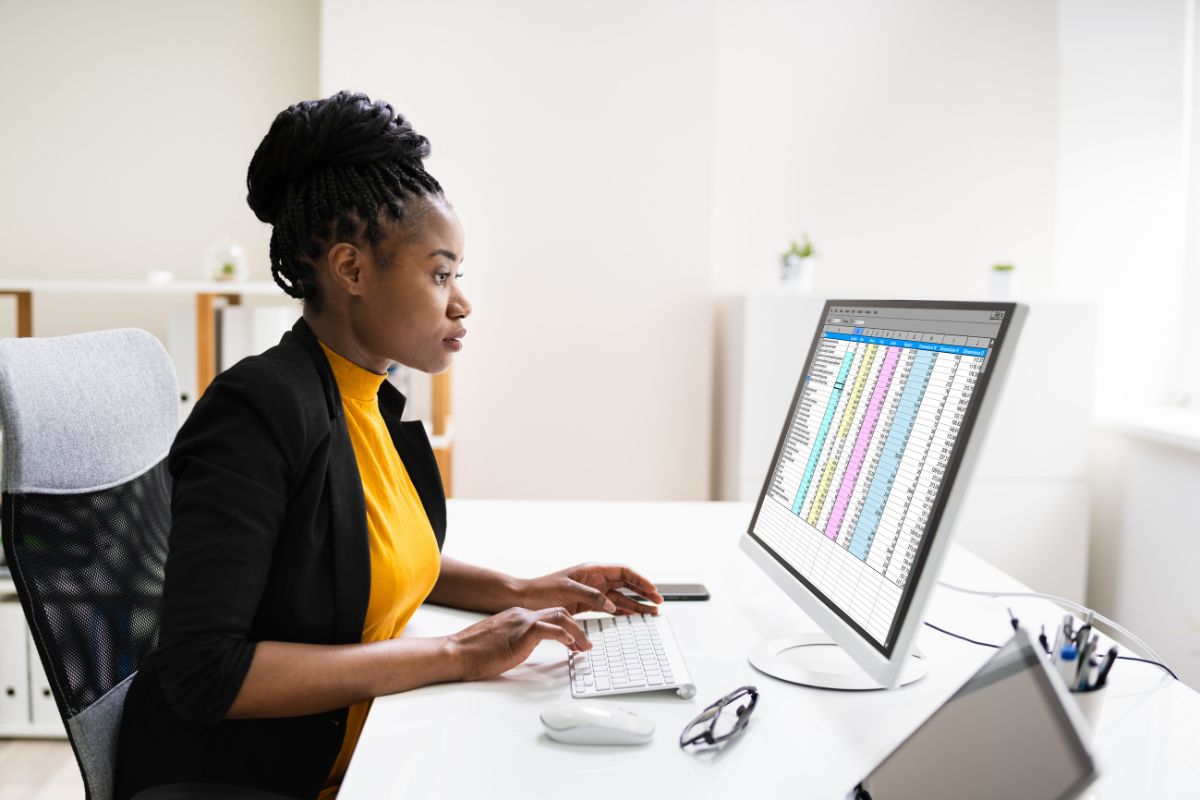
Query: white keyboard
568,613,696,699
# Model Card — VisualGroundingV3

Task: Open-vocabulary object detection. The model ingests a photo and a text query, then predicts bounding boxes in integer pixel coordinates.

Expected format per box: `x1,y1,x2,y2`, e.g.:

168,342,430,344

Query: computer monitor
739,299,1025,690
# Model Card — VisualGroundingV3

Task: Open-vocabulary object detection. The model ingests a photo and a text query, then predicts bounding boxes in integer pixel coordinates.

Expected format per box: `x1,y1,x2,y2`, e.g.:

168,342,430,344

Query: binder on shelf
217,306,299,372
27,630,63,733
0,600,29,729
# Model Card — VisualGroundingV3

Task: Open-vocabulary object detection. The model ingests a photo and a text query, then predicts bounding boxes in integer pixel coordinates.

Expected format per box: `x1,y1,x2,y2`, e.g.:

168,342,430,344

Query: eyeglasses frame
679,685,759,749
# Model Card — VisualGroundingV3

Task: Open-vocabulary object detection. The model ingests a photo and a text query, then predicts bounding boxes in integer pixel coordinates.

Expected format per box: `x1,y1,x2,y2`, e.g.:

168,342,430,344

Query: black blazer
115,318,446,800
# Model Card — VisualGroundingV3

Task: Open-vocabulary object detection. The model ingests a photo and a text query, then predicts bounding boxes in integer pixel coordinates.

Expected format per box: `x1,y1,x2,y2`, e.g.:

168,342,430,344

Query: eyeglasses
679,685,759,749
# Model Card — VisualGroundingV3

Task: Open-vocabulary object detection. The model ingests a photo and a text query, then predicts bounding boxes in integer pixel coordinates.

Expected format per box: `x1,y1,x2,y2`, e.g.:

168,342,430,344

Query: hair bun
246,90,432,225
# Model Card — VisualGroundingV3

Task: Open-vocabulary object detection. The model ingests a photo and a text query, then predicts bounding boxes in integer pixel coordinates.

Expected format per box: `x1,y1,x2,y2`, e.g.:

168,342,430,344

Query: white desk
341,501,1199,798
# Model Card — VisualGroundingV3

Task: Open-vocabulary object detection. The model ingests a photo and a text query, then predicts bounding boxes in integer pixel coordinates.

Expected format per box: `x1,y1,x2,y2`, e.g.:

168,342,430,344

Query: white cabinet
0,579,66,738
715,294,1095,600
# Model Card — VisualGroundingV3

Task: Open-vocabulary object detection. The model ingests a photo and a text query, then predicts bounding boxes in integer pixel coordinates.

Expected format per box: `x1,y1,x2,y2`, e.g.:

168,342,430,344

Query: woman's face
343,197,471,374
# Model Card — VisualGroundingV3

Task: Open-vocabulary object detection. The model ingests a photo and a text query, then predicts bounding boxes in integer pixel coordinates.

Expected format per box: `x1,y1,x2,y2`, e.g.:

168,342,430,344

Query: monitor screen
746,300,1016,656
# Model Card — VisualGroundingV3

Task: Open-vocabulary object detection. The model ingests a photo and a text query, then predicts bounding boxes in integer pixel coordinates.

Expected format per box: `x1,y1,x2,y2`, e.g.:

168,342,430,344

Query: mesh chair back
0,329,178,800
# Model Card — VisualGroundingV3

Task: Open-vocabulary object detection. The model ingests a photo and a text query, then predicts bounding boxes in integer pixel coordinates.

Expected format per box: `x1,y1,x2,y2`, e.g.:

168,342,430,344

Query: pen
1075,620,1091,652
1076,655,1095,691
1052,618,1067,663
1096,645,1119,688
1075,634,1098,685
1057,643,1078,687
1080,656,1099,691
1039,625,1050,656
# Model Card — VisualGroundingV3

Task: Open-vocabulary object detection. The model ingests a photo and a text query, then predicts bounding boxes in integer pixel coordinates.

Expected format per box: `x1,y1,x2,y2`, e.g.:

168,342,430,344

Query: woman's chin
425,355,454,375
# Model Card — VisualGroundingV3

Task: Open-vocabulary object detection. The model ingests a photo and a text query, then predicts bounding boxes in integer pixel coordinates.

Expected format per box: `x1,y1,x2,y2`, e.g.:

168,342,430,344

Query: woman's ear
325,242,366,298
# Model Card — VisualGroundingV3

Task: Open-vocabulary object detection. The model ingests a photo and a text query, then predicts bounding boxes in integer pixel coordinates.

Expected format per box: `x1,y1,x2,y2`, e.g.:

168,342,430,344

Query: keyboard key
568,613,690,699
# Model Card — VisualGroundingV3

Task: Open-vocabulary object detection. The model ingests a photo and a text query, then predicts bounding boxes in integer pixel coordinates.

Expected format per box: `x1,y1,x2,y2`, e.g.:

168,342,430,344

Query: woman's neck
302,307,389,374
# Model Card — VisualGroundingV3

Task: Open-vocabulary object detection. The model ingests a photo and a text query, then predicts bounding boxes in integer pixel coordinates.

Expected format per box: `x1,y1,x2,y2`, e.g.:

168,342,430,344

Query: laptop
847,628,1098,799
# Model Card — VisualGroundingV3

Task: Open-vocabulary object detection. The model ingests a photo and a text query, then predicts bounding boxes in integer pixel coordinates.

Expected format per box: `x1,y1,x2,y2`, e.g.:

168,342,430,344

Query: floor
0,739,82,800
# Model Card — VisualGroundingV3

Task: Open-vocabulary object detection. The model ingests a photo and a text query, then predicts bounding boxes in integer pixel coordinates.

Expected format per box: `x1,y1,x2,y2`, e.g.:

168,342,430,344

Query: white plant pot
782,255,817,294
989,270,1013,299
203,237,249,282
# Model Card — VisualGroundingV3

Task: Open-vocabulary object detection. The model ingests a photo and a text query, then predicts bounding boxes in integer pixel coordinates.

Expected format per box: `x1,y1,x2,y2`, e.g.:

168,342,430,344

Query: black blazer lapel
325,418,371,643
288,318,371,644
381,402,447,550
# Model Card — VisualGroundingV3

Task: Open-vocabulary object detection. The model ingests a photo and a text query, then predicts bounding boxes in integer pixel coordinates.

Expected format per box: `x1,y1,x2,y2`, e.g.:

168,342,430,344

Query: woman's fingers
607,589,659,616
563,579,618,614
530,620,576,648
576,564,664,604
535,606,591,649
453,606,597,680
613,566,664,604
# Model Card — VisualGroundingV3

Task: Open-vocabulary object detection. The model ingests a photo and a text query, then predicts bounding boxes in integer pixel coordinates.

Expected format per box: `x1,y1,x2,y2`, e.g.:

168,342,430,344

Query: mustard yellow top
318,342,442,798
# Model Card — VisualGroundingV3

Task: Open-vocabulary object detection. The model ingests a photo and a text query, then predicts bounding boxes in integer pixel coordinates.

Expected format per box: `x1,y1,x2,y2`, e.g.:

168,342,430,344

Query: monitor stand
748,633,928,691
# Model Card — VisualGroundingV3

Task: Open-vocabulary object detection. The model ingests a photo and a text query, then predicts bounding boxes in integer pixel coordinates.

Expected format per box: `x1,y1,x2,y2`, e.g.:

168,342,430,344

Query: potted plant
990,263,1014,299
781,233,818,294
203,238,248,282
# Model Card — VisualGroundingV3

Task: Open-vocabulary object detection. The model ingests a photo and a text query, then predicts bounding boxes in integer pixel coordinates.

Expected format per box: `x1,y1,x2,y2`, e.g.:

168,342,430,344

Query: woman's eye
435,272,450,285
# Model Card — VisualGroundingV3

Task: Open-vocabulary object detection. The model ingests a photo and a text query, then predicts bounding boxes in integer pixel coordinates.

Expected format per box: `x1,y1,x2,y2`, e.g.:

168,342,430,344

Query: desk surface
342,501,1198,799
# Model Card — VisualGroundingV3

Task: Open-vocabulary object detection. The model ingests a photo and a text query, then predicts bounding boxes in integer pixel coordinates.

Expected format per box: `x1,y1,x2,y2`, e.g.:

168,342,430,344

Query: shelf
0,279,285,295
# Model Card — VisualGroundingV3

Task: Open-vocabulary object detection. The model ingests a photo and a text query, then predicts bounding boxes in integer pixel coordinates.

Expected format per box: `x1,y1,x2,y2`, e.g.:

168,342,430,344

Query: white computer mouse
540,702,655,745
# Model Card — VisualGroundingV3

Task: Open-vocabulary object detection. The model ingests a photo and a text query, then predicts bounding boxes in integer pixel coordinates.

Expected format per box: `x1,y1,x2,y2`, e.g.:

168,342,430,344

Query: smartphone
622,583,710,602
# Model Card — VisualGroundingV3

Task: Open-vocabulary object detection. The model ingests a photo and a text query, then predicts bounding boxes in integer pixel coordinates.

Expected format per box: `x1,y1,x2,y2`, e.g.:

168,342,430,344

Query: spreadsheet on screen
751,304,1008,650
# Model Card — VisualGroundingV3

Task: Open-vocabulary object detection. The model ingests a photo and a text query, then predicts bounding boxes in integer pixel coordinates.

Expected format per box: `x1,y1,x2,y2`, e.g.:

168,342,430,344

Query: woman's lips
443,328,467,352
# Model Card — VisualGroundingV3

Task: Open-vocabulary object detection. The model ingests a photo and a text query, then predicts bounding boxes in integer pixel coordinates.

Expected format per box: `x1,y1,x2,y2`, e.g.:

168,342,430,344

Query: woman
115,91,663,799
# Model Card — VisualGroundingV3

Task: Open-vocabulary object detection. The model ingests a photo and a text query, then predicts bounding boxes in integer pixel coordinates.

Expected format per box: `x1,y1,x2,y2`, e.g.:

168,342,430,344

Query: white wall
1056,0,1189,410
0,1,1067,503
0,0,318,341
1090,430,1200,689
320,0,717,500
1053,0,1198,687
321,0,1061,500
712,0,1059,299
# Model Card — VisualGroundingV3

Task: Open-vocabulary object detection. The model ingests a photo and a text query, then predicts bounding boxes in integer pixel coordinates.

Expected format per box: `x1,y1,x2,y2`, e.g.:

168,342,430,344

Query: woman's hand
518,564,665,617
446,606,589,681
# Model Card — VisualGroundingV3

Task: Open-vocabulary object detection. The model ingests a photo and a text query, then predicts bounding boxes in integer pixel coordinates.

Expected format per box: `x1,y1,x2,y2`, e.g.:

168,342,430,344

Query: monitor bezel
739,298,1025,688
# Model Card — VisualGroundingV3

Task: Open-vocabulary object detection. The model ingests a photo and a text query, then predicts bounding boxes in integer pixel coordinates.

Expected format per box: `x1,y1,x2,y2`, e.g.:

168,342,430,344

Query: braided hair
246,91,444,308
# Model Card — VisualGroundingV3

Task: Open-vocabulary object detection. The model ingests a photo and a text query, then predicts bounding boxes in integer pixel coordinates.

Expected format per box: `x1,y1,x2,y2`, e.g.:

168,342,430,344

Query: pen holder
1068,684,1106,737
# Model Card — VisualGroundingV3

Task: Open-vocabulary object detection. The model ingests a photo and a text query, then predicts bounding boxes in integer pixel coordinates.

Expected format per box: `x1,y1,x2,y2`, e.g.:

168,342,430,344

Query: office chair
0,330,288,800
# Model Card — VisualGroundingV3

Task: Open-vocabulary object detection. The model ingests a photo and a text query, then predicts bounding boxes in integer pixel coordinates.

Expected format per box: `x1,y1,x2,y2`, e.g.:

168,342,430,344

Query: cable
923,621,999,649
1117,656,1179,680
922,621,1179,680
936,579,1173,675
